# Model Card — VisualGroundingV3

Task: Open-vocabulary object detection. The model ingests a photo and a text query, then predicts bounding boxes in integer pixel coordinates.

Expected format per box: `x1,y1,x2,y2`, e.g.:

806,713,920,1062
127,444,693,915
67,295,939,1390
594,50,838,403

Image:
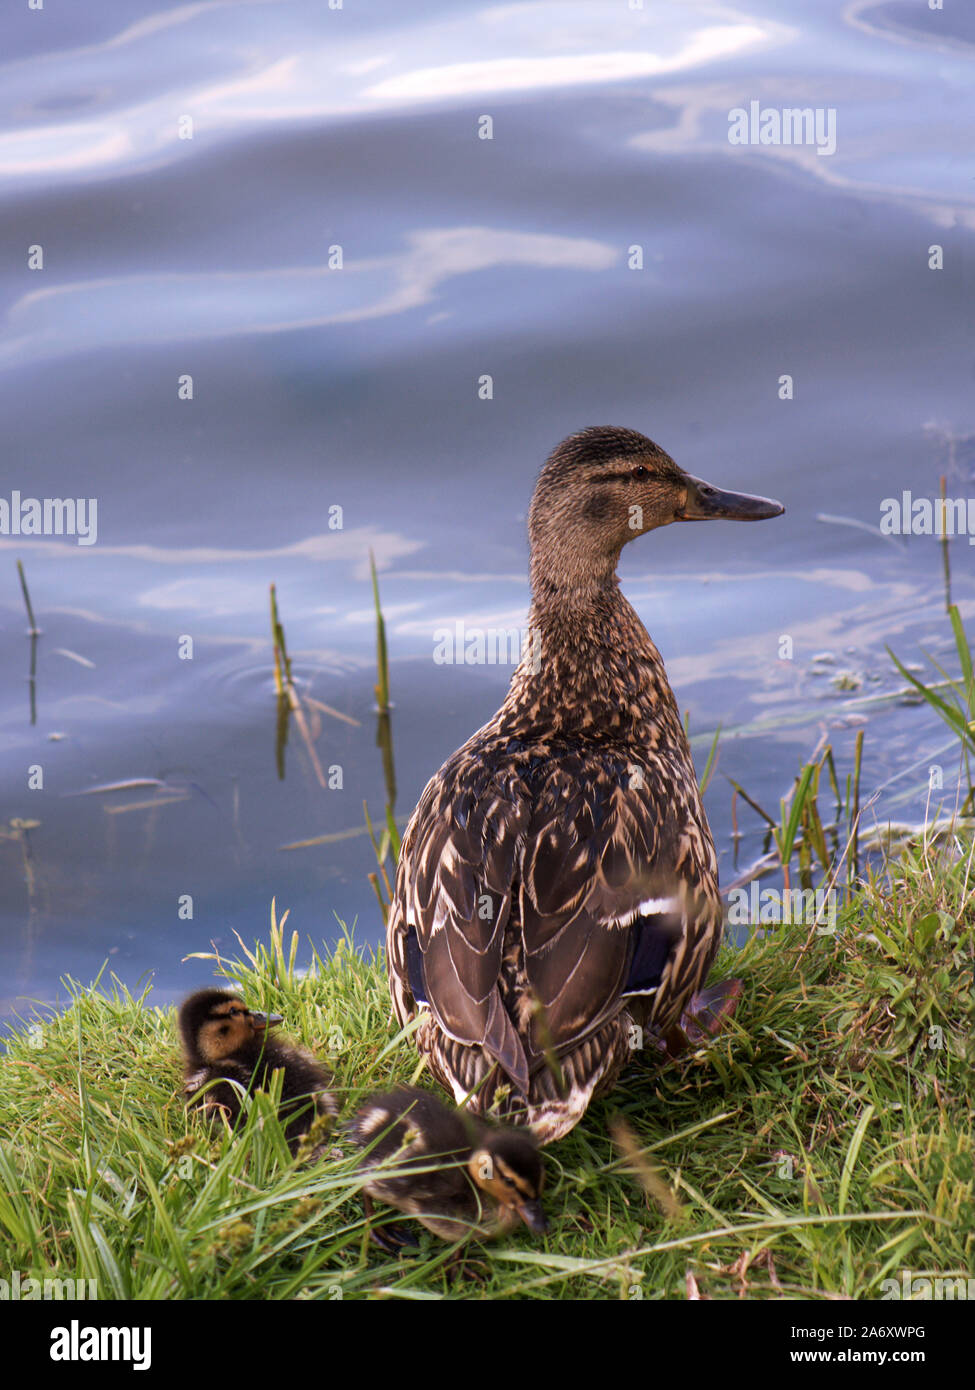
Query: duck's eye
631,465,649,480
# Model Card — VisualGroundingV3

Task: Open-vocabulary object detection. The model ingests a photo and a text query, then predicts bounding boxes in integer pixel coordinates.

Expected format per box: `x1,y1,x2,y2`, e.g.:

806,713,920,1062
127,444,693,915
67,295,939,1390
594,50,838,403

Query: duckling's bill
249,1009,283,1030
516,1198,548,1233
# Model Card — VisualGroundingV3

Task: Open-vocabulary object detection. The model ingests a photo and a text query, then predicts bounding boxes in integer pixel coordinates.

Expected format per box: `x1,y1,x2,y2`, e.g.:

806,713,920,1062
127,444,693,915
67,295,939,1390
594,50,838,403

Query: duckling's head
529,425,784,598
178,989,283,1065
468,1128,547,1233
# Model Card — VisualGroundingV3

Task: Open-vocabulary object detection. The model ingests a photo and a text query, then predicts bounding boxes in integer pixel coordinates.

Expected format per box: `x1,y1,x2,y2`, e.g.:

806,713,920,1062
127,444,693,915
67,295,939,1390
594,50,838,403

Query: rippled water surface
1,0,973,1019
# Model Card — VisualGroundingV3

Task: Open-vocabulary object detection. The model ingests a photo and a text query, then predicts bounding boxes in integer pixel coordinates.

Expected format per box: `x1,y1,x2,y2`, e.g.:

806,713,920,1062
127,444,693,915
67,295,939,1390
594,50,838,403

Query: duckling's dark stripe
588,470,640,483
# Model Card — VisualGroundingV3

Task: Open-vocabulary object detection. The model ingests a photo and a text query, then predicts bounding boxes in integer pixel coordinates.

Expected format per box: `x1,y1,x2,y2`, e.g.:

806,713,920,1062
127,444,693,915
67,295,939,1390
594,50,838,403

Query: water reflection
0,0,973,1017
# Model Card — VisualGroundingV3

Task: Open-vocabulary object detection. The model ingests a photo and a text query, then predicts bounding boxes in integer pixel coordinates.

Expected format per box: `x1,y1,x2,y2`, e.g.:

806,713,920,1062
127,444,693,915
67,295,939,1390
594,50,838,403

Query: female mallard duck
351,1085,546,1247
386,426,784,1143
178,988,336,1154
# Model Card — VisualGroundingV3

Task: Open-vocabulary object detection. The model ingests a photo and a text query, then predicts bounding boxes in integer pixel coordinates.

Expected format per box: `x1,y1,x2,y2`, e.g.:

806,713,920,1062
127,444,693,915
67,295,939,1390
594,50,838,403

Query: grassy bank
1,839,971,1301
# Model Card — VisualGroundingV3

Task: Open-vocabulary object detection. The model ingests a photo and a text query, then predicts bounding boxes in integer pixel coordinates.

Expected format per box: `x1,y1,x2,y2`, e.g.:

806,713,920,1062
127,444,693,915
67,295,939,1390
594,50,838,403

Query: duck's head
468,1129,547,1233
178,988,283,1065
528,425,784,596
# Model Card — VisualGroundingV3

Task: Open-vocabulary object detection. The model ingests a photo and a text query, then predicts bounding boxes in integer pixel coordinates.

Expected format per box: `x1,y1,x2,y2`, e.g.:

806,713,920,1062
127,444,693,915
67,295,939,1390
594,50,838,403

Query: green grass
1,844,971,1301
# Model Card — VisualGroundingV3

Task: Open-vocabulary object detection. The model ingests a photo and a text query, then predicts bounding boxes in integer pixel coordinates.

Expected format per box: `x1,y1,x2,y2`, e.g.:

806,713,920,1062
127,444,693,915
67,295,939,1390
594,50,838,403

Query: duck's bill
516,1199,548,1233
676,474,785,522
249,1010,283,1029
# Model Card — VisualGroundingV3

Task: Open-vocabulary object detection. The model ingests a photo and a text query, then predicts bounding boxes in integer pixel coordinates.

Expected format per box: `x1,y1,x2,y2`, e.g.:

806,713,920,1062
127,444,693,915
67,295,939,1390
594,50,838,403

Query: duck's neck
497,569,685,747
528,542,619,604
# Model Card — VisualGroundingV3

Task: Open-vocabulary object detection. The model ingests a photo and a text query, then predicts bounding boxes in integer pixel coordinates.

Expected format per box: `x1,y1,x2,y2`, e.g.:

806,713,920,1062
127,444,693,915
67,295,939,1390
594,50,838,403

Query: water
1,0,973,1021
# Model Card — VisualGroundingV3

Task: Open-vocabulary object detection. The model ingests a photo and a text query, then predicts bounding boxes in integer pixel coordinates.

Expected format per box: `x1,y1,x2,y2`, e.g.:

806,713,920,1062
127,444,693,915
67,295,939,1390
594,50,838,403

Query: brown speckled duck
351,1085,546,1248
179,988,336,1154
386,426,784,1142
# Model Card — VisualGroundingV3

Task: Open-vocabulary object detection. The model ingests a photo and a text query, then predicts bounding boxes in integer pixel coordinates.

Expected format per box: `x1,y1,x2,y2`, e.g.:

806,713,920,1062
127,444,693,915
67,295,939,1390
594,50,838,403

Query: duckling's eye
631,465,649,480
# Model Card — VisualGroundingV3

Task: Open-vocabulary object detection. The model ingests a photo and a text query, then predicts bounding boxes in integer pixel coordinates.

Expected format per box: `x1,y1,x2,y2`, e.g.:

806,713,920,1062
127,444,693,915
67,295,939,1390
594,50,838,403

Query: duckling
178,988,336,1154
350,1086,547,1249
386,426,784,1142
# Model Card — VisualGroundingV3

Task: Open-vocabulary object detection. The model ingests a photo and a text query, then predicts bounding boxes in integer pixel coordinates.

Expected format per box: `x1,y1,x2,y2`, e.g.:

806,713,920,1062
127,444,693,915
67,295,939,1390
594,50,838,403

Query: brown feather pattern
387,427,735,1143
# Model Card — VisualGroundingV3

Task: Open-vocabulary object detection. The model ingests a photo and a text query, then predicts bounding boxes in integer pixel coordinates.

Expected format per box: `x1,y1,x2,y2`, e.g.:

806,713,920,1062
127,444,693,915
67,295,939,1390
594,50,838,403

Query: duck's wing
392,745,718,1095
519,751,714,1051
184,1067,211,1098
183,1068,245,1125
393,760,534,1093
272,1044,337,1116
